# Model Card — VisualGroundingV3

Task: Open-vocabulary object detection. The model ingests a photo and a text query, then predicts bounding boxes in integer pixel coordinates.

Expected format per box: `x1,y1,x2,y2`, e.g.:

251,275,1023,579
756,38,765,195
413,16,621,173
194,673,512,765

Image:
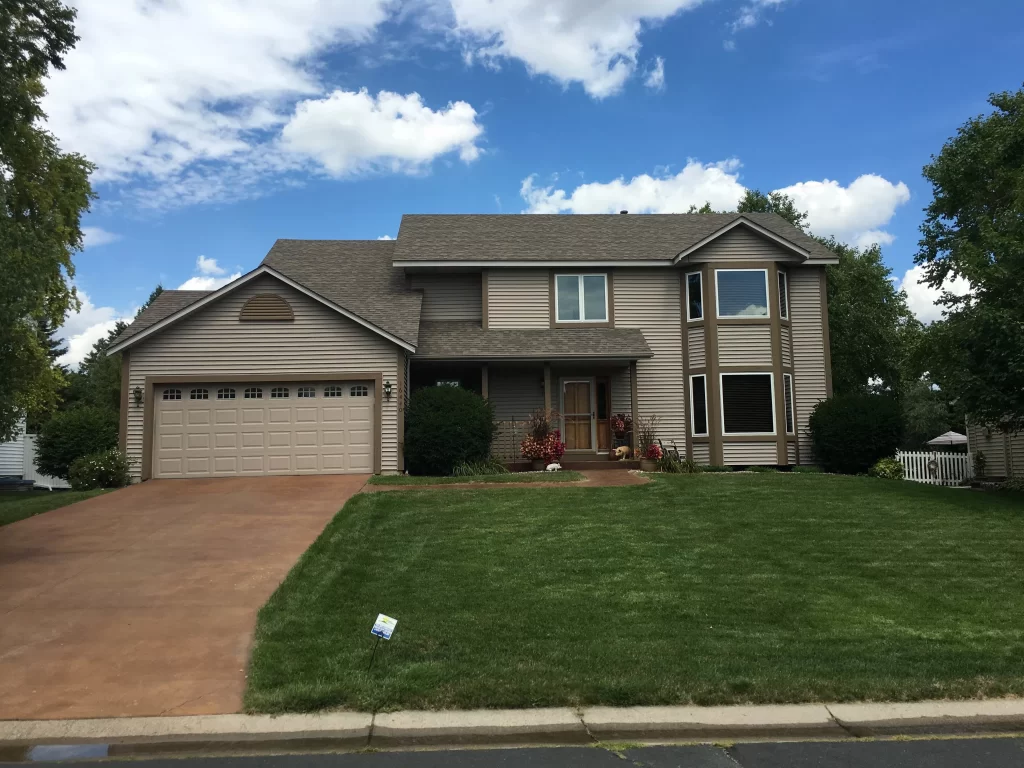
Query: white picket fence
896,450,973,486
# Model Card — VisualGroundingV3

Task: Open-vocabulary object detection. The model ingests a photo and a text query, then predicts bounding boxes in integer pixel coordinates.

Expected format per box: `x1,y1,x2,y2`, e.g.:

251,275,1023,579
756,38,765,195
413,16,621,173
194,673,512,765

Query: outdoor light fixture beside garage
383,380,393,400
133,386,143,406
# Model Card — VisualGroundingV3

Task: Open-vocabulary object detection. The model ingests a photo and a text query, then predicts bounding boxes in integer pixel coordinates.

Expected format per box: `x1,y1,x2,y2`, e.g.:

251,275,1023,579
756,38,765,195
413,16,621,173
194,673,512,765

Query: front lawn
367,471,585,486
245,474,1024,713
0,489,109,527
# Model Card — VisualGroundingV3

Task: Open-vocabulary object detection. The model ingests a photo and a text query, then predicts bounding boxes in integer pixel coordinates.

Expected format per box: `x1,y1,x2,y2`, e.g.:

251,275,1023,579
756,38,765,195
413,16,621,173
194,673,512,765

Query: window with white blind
716,269,769,318
720,373,776,435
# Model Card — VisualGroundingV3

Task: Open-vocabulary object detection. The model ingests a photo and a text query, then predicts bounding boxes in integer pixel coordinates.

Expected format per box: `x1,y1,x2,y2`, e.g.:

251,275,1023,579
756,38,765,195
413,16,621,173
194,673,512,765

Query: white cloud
81,227,120,249
521,159,746,214
57,291,131,370
195,255,226,276
377,235,395,240
775,174,911,247
730,0,787,33
898,263,972,324
644,57,666,90
449,0,704,98
280,89,484,176
178,272,242,291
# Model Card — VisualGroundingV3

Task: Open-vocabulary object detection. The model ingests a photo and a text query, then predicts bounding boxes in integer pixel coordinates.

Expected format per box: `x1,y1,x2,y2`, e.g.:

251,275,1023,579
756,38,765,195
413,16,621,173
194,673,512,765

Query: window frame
715,268,771,320
554,273,609,324
270,386,290,399
350,385,369,397
323,385,344,398
216,387,236,400
296,386,316,398
189,388,209,400
778,270,789,320
162,388,181,401
719,372,777,436
689,374,709,437
783,373,795,435
685,271,703,322
243,387,263,400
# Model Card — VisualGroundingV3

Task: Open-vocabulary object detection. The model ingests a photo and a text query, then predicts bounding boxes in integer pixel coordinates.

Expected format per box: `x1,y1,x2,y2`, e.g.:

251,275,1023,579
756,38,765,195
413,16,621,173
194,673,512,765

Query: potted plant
610,413,633,459
520,409,566,470
636,414,661,472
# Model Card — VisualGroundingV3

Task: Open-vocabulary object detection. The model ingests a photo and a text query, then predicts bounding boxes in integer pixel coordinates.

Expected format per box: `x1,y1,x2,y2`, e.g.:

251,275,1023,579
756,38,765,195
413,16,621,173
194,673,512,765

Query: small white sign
371,614,397,640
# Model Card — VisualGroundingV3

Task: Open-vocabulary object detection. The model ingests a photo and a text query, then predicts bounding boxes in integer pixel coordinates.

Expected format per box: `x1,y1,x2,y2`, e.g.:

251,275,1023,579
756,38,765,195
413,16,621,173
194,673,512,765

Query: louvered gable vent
239,294,294,322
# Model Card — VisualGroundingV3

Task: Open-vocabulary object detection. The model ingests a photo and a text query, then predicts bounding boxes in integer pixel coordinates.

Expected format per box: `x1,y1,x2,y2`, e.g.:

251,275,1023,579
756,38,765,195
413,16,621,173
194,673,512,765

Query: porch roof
413,322,653,361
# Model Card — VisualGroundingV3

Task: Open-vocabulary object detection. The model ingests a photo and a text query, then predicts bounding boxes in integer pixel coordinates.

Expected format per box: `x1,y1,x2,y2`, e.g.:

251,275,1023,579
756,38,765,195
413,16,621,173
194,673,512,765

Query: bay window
555,274,608,323
720,373,776,435
778,270,789,320
690,375,708,436
686,272,703,321
716,269,769,318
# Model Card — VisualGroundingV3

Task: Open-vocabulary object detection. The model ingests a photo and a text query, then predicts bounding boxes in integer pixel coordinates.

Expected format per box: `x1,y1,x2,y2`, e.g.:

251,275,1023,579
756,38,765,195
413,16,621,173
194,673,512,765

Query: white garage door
154,381,374,478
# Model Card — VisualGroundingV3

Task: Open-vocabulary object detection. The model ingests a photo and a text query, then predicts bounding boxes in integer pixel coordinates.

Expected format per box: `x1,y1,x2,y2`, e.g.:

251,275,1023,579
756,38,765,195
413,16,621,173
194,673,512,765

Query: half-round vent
239,294,294,322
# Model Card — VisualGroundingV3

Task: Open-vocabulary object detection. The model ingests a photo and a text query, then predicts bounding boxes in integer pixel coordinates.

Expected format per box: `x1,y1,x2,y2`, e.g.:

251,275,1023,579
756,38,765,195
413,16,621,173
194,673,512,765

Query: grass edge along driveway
367,471,585,486
245,474,1024,714
0,489,110,527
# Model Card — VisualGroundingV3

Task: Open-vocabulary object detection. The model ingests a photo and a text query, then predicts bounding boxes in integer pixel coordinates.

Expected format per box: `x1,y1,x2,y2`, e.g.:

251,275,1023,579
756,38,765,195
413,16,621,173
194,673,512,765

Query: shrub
643,443,663,461
869,457,905,480
658,454,703,474
69,448,135,490
519,409,566,463
636,414,660,453
404,386,497,476
999,478,1024,493
451,459,511,477
974,450,987,479
808,393,904,475
36,406,119,481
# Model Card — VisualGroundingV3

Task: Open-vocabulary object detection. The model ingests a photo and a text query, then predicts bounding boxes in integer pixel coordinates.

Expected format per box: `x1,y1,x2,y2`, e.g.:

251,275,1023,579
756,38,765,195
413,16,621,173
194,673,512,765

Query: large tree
0,0,94,441
915,86,1024,431
736,188,809,231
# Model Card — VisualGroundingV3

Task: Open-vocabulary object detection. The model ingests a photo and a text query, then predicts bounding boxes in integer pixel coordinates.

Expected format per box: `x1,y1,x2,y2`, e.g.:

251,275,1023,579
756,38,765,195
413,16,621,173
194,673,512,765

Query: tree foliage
915,86,1024,431
809,393,904,475
736,188,809,231
404,386,496,476
64,321,127,412
36,405,118,480
0,0,93,441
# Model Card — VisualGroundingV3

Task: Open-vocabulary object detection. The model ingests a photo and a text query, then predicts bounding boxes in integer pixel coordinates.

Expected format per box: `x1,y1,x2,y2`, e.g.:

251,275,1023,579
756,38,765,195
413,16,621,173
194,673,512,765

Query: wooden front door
562,381,593,450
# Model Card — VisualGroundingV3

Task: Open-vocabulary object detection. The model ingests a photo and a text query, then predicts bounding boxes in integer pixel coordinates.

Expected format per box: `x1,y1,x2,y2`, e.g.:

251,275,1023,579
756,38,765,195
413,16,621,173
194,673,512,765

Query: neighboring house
0,418,70,489
107,213,836,481
966,423,1024,480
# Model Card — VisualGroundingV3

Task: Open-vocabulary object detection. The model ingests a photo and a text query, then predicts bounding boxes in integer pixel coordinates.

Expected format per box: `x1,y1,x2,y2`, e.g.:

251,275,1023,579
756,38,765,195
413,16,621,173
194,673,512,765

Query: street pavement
8,736,1024,767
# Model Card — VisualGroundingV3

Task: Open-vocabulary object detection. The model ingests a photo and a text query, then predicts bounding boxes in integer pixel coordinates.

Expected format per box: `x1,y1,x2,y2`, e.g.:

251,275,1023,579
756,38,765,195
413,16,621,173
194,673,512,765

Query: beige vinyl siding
611,366,632,416
488,366,544,421
687,326,706,369
486,270,549,328
614,270,686,446
790,267,828,463
126,275,400,480
723,442,778,465
717,325,772,366
787,442,797,465
968,424,1008,477
692,443,711,465
781,325,792,367
688,226,803,263
409,273,482,322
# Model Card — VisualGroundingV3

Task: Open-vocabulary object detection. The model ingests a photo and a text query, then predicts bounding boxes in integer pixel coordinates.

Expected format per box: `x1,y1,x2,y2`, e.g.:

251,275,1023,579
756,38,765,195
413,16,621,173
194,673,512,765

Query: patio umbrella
926,431,968,447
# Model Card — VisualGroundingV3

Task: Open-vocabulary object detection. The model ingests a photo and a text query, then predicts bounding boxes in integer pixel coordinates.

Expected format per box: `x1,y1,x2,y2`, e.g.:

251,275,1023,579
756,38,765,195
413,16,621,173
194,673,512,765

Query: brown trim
141,371,385,481
629,361,639,454
119,351,130,453
481,270,489,330
715,364,783,374
768,263,788,465
548,270,615,328
704,264,723,466
715,317,773,326
396,351,406,473
820,267,834,397
721,435,779,443
679,272,692,460
481,363,489,400
543,363,552,412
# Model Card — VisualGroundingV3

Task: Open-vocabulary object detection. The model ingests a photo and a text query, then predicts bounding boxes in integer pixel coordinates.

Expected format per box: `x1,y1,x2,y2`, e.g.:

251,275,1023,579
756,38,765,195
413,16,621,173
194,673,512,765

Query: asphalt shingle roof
415,322,653,360
261,239,422,346
115,290,210,343
393,213,836,263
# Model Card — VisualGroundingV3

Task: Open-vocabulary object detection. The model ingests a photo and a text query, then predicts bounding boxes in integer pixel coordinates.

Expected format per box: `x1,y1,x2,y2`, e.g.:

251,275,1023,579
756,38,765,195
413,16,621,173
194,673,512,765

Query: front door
562,380,593,450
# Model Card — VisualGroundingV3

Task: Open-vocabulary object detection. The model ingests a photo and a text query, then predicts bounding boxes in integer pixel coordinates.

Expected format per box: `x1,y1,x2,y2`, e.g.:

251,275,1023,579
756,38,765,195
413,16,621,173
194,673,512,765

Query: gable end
239,294,294,322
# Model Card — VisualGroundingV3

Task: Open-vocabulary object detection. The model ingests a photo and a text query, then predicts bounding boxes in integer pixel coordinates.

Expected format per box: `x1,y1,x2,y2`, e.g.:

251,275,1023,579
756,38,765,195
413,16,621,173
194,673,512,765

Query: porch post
629,361,639,454
543,363,552,412
481,363,489,400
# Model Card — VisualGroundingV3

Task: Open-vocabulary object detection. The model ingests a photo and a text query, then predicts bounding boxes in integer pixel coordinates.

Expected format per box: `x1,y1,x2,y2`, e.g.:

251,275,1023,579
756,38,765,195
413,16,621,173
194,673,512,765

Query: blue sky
46,0,1023,365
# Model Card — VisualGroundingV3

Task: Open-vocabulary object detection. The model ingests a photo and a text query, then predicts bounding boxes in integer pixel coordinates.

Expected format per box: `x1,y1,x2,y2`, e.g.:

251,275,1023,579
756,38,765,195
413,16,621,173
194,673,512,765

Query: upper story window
716,269,769,319
778,271,789,320
686,272,703,321
555,274,607,323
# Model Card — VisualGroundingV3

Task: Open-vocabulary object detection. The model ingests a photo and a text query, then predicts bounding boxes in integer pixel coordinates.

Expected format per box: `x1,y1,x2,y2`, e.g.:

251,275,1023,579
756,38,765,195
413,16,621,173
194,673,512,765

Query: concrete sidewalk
2,700,1024,752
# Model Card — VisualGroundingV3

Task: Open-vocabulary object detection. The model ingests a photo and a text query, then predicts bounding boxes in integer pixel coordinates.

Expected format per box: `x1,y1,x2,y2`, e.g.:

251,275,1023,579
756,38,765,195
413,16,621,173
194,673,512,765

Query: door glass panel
562,382,593,450
596,381,609,420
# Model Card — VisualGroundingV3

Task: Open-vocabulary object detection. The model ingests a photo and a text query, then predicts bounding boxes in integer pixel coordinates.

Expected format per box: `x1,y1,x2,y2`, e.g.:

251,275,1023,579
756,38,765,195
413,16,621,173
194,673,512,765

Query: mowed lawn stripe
245,475,1024,713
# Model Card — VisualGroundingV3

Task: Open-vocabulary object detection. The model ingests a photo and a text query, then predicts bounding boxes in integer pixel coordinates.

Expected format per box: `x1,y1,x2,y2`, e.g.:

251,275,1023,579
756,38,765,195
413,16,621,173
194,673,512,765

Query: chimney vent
619,210,628,215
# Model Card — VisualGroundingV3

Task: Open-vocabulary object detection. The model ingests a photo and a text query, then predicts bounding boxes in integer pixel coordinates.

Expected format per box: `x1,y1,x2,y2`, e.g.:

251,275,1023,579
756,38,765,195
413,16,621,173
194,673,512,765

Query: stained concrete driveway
0,475,368,720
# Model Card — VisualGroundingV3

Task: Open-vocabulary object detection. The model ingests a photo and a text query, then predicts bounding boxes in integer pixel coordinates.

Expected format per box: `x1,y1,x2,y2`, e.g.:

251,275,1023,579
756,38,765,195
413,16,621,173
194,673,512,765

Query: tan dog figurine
614,445,632,460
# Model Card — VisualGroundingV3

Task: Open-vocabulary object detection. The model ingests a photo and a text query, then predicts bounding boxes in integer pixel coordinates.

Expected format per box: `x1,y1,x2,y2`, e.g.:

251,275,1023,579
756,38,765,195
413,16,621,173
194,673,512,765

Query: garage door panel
155,381,374,478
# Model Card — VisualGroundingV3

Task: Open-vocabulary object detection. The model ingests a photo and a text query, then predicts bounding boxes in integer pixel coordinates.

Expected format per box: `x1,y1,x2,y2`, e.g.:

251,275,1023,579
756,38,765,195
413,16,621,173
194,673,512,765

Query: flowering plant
643,443,663,460
611,413,633,438
521,430,566,463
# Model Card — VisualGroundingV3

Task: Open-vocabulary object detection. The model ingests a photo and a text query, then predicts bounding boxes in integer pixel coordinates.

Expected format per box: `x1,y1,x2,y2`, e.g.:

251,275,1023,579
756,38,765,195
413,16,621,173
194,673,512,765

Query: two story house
108,213,836,480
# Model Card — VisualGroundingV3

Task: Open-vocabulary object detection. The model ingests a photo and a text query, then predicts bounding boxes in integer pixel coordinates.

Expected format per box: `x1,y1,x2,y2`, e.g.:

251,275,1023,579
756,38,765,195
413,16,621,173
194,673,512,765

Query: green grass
0,489,110,527
245,474,1024,713
367,471,585,486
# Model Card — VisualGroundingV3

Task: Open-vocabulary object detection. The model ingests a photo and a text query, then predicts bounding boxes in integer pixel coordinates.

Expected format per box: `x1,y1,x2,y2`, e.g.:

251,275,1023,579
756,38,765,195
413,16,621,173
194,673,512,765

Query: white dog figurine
545,462,561,472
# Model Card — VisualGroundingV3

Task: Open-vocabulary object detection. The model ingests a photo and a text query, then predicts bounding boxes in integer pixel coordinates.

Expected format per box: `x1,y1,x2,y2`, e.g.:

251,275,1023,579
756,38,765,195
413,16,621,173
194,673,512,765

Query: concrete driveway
0,475,368,720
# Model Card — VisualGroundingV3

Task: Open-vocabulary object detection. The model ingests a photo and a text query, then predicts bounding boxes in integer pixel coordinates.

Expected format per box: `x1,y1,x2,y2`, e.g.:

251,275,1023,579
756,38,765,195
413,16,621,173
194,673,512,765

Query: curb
1,700,1023,754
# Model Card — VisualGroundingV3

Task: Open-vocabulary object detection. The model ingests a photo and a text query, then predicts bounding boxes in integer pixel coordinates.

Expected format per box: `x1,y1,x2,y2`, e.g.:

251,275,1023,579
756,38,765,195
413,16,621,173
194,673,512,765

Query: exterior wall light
133,386,143,407
383,380,393,401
